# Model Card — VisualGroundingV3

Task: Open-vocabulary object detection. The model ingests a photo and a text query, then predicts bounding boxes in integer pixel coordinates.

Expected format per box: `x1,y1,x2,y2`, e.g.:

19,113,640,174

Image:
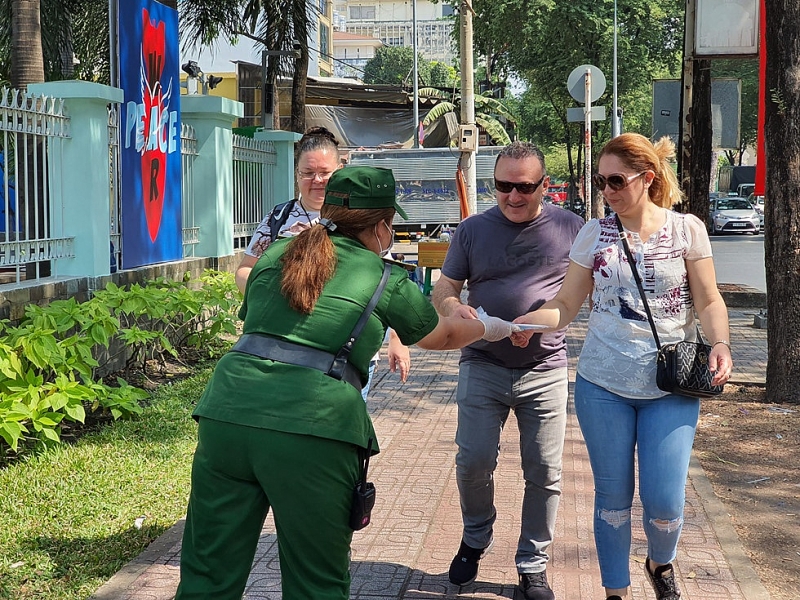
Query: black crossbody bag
615,215,724,398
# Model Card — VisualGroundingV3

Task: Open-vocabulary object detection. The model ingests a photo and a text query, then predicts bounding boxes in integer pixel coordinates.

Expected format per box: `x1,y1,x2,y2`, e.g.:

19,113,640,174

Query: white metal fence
0,87,72,285
180,123,200,257
108,104,122,273
232,134,276,250
0,86,285,289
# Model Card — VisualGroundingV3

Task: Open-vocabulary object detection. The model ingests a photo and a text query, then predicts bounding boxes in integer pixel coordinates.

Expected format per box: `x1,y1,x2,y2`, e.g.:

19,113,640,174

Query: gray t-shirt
441,204,584,370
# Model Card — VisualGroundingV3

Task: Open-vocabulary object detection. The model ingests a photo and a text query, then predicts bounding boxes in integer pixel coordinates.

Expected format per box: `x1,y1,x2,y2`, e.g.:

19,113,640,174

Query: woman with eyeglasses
235,126,342,293
511,133,733,600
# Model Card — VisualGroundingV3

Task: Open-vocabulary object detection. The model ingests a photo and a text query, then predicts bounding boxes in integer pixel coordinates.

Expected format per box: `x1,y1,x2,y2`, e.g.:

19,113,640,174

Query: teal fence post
28,81,123,278
181,95,244,258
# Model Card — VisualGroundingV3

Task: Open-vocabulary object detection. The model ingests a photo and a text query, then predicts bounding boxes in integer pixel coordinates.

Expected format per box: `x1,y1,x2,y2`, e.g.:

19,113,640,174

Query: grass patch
0,369,212,600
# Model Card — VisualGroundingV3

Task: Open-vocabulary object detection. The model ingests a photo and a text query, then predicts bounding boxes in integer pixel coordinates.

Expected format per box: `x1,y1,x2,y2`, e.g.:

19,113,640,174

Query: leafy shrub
0,270,239,458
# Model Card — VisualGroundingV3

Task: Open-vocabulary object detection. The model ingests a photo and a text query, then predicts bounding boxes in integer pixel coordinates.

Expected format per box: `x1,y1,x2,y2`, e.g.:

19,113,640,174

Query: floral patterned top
244,199,320,258
569,209,712,399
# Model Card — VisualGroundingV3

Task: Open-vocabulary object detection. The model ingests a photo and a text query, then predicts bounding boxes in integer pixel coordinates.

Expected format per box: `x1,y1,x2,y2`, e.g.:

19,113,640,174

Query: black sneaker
448,538,492,586
516,571,555,600
645,559,681,599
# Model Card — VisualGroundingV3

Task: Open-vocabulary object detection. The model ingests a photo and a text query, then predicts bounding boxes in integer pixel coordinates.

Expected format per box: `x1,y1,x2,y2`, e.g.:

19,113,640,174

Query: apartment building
333,0,456,65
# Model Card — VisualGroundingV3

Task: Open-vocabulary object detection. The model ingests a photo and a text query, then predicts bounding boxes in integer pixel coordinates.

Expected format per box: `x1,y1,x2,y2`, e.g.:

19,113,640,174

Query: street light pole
612,0,620,138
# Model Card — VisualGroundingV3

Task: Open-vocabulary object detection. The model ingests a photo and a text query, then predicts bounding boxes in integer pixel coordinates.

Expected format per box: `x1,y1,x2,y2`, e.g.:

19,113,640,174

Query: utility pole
460,0,477,214
412,0,420,147
678,0,696,196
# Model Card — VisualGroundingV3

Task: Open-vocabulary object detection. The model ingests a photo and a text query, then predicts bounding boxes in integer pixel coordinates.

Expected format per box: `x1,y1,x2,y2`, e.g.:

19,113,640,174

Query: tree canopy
471,0,684,185
362,46,457,88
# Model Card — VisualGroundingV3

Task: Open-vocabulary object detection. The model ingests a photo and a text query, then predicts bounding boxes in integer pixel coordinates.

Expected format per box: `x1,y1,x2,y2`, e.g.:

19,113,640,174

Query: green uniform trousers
175,418,361,600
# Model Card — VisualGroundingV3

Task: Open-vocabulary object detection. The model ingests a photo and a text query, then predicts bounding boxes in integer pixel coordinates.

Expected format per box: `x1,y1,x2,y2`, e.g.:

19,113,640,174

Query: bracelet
712,340,731,350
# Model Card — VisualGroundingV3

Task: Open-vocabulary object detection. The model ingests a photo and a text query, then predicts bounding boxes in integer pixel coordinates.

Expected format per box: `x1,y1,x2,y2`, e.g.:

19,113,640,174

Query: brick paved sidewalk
90,307,770,600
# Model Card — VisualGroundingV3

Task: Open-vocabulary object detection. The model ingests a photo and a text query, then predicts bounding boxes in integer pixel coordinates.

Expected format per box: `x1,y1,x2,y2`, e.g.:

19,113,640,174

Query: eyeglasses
591,171,647,192
494,175,546,195
297,170,335,181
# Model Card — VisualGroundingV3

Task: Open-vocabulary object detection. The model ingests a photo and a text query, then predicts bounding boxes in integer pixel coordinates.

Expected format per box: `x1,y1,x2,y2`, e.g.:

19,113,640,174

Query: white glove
479,315,513,342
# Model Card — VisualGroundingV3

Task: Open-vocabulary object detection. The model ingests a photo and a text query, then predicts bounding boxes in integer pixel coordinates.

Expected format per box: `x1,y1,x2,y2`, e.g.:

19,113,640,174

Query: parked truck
718,165,755,195
347,146,505,234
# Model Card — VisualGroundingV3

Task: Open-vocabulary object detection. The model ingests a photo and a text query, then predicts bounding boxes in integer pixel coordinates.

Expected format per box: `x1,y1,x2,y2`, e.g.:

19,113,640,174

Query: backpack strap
267,199,298,242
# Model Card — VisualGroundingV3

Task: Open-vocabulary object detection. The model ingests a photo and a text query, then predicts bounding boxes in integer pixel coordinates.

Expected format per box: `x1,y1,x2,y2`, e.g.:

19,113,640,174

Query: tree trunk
764,0,800,403
10,0,48,278
10,0,45,90
291,49,308,133
687,59,712,222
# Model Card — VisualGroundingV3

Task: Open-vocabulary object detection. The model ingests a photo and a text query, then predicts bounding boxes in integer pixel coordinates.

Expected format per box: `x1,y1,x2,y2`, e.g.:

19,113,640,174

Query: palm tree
419,87,515,146
181,0,317,133
10,0,44,90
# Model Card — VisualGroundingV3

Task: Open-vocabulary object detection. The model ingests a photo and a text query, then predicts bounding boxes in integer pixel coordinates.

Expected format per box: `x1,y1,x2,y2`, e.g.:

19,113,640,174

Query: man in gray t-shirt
432,142,583,600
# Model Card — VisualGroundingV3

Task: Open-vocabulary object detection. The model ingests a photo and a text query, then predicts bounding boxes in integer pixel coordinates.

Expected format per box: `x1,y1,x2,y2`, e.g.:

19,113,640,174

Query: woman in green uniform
175,166,513,600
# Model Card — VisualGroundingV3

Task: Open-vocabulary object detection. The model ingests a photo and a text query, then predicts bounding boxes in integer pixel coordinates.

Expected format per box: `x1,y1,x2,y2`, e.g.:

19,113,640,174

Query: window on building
349,5,376,20
320,24,331,58
442,4,454,16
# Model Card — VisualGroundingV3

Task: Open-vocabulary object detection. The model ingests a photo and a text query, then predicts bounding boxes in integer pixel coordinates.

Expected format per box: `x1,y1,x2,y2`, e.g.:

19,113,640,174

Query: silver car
746,193,765,230
709,196,760,235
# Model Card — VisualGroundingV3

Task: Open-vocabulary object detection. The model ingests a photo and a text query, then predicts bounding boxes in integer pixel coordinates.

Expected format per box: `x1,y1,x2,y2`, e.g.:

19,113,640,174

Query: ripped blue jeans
574,374,700,589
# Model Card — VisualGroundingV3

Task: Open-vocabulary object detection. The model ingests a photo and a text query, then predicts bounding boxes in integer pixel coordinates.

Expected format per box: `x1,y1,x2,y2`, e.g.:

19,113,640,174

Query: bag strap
359,438,373,483
615,214,662,348
268,199,297,242
328,262,392,380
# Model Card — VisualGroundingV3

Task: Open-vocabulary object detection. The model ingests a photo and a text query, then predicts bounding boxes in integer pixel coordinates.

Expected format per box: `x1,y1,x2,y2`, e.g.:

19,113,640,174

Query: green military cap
324,166,408,220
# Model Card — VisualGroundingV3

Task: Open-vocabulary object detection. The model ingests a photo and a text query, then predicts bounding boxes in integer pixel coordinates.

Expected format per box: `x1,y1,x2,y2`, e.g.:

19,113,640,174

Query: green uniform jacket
193,235,439,453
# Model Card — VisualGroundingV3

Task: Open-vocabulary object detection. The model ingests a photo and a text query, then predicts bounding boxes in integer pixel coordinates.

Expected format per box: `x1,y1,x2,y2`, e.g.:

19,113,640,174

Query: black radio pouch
349,439,376,530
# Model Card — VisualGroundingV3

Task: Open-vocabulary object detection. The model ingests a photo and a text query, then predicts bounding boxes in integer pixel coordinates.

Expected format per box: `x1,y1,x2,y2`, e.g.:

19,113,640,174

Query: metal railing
180,123,200,256
108,104,122,272
0,87,72,285
232,134,276,250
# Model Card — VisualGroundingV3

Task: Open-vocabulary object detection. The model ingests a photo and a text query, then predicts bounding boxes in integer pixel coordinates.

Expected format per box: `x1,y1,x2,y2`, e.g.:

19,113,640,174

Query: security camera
207,74,223,90
181,60,201,78
292,41,302,58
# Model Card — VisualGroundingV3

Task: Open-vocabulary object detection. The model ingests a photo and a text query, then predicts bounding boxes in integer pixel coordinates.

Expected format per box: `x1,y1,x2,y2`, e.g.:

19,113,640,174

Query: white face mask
375,221,393,258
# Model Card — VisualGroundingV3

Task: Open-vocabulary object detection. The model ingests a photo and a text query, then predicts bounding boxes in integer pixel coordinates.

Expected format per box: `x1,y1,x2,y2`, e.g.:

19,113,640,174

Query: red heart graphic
140,9,167,243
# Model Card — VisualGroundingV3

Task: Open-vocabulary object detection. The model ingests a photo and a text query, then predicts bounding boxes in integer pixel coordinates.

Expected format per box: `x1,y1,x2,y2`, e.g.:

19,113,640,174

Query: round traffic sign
567,64,606,103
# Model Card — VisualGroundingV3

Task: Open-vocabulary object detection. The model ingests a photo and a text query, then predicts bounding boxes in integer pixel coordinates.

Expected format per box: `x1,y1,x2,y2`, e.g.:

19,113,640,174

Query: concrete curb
719,285,767,308
87,519,185,599
689,456,772,600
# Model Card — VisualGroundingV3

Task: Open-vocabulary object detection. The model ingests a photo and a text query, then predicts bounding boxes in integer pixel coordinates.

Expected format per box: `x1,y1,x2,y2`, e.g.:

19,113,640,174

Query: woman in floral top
511,133,733,600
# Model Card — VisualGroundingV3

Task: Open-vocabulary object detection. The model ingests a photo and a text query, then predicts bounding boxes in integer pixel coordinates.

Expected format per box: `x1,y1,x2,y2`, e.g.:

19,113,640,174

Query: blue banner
118,0,182,269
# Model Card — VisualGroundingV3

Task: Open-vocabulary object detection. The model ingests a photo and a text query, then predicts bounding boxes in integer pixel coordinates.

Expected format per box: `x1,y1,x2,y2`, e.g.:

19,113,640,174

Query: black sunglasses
494,175,546,195
591,171,646,192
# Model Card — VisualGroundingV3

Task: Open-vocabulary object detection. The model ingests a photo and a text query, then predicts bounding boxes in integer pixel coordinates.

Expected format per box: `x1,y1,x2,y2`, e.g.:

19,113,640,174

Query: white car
746,193,765,230
709,196,760,235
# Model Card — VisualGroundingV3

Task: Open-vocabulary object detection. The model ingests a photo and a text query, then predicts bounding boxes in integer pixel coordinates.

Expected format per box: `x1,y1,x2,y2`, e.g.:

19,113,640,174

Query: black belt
231,334,364,391
230,262,392,393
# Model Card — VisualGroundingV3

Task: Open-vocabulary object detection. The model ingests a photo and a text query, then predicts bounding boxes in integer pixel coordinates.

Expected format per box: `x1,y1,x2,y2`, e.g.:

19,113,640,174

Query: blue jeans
360,360,377,401
454,361,568,573
574,374,700,589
